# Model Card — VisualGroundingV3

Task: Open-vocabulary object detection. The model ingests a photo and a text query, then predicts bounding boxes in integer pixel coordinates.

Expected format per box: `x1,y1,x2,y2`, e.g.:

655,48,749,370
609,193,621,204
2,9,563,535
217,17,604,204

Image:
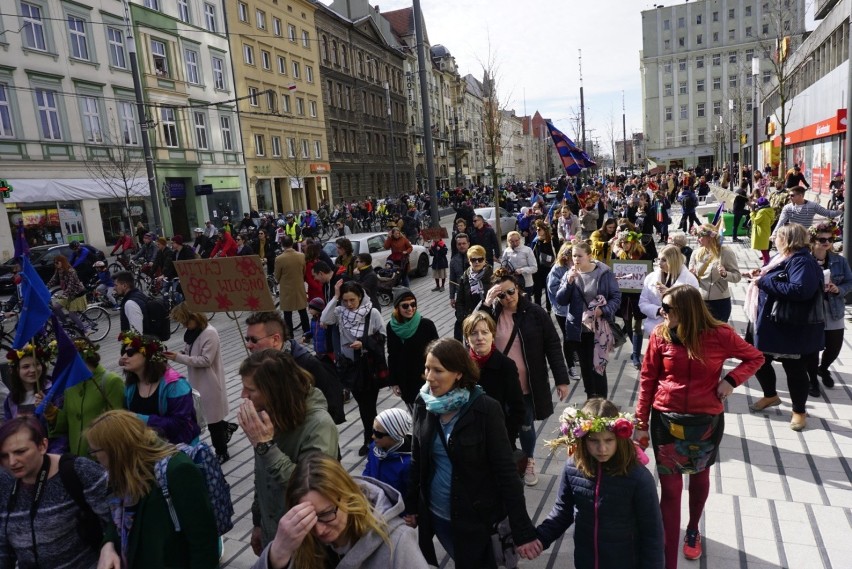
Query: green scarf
390,311,421,342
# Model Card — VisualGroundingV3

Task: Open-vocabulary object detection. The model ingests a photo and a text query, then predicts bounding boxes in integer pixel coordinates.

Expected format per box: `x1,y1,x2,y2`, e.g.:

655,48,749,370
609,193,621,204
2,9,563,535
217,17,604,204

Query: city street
58,213,852,568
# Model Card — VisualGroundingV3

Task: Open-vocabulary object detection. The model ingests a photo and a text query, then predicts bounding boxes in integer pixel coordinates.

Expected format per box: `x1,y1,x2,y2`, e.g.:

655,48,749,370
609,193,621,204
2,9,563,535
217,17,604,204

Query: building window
288,24,296,42
238,2,247,22
306,65,313,83
80,96,102,143
160,107,178,147
144,0,160,9
204,3,216,32
665,133,673,146
664,39,670,50
696,14,702,24
194,111,208,149
697,34,702,45
309,100,317,117
762,24,769,35
697,102,705,117
119,101,137,145
296,97,304,115
254,134,265,156
678,37,684,47
665,107,672,121
301,139,309,158
21,2,47,50
107,27,126,68
292,61,300,78
677,17,684,28
151,39,169,76
177,0,190,23
272,136,281,157
746,98,753,112
302,30,310,48
220,115,232,150
679,81,687,94
728,8,735,18
728,29,735,40
697,79,705,92
273,17,281,36
282,94,291,113
212,56,226,89
277,56,286,74
696,55,704,68
256,10,265,29
287,137,296,157
712,11,718,22
68,16,90,60
680,131,687,144
248,87,259,106
713,77,721,90
763,70,771,84
746,26,752,37
746,49,754,60
185,49,200,84
729,75,737,88
664,83,672,96
321,36,329,61
663,19,670,31
745,5,752,17
678,59,686,71
729,52,737,64
698,128,705,143
314,140,322,159
713,32,719,42
261,50,271,70
679,105,687,119
664,61,672,73
243,44,254,65
341,49,348,69
712,54,720,66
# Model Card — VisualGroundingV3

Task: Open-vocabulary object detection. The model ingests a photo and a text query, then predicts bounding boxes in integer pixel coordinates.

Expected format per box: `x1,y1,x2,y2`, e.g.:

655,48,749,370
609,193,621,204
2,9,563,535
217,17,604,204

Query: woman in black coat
406,339,541,568
387,289,439,409
454,245,493,324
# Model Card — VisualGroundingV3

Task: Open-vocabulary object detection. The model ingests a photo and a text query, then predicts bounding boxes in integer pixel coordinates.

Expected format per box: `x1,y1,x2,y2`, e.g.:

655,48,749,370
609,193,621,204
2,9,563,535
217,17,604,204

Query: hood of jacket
163,366,183,384
334,477,407,564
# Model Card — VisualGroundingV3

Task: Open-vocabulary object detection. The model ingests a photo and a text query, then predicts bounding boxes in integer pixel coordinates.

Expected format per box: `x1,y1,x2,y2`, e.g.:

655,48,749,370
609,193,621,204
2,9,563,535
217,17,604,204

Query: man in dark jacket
355,253,380,308
243,311,345,424
448,233,470,340
469,214,501,265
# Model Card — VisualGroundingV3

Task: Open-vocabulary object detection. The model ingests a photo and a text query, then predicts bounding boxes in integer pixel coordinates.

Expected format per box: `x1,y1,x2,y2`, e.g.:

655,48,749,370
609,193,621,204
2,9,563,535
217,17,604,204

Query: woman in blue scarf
406,338,542,568
387,288,438,410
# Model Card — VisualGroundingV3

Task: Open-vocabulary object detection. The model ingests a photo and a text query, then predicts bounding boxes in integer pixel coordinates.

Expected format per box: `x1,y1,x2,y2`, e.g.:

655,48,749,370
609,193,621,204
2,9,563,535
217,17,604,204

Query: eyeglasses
87,447,103,456
120,348,139,357
815,237,835,244
244,334,275,344
660,302,673,314
497,288,517,299
469,257,485,263
398,302,417,310
372,429,391,439
315,506,339,524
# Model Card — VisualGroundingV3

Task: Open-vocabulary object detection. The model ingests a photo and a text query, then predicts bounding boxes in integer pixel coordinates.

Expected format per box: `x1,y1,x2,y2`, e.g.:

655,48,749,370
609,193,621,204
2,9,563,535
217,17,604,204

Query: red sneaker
683,529,702,560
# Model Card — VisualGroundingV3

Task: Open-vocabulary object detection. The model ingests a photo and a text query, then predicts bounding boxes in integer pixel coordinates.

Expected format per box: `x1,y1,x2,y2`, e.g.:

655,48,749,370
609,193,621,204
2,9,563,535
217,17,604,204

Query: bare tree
277,141,312,212
605,105,619,176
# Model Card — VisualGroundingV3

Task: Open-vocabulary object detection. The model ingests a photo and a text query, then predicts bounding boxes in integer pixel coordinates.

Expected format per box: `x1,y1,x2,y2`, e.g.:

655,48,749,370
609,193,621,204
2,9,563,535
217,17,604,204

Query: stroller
376,260,403,307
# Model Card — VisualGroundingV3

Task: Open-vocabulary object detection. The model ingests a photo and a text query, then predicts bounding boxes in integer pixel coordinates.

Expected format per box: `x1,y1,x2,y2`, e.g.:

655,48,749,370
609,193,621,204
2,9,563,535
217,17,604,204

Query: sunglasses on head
469,257,485,263
398,302,417,310
497,288,516,299
372,429,391,439
815,237,835,244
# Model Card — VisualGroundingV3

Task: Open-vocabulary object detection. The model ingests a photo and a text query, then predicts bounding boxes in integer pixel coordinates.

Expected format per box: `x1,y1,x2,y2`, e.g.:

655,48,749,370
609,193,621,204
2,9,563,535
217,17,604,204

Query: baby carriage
376,260,403,307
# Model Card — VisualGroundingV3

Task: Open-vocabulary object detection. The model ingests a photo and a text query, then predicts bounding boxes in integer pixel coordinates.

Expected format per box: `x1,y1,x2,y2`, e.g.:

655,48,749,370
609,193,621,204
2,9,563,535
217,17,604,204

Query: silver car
474,207,518,237
322,232,431,277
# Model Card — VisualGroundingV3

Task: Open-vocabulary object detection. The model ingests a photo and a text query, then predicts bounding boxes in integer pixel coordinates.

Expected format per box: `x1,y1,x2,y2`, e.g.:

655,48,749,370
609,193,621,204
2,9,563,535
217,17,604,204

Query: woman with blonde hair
499,230,536,295
639,245,699,336
556,205,579,243
614,230,653,368
454,244,493,324
531,222,557,310
165,303,235,463
88,410,219,569
254,451,428,569
688,224,742,322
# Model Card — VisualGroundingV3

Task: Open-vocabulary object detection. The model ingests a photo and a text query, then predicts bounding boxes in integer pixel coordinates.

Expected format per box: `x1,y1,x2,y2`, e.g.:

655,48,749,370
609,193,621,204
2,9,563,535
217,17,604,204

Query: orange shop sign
773,109,847,147
310,163,331,174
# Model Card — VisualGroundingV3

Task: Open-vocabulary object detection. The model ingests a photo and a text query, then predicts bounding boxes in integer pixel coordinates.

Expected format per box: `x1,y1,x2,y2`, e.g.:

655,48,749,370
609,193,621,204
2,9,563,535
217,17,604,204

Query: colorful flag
287,84,297,91
36,316,93,415
13,220,29,263
12,257,52,349
546,121,596,176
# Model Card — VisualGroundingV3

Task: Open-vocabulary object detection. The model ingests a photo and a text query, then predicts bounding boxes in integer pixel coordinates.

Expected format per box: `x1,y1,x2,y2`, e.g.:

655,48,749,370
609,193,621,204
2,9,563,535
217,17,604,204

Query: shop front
772,109,847,196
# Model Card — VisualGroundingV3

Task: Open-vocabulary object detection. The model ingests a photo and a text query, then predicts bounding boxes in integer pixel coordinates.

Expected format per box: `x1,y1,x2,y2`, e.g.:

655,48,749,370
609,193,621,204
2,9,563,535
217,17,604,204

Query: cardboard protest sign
608,259,653,293
420,227,448,241
174,256,276,313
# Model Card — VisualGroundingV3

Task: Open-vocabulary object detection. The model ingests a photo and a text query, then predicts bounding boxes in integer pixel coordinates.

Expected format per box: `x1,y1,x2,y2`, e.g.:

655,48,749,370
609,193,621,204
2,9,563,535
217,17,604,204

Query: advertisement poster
58,206,85,243
607,259,653,293
174,256,276,313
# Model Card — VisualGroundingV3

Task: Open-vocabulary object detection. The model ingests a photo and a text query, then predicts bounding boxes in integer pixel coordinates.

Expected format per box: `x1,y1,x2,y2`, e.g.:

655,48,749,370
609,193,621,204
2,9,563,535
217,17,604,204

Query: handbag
358,310,389,388
490,516,520,569
610,320,628,349
769,287,825,325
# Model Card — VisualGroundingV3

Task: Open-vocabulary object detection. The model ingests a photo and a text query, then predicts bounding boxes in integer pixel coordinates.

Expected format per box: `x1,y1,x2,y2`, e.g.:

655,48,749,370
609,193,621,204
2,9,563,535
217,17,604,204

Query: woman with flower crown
118,331,200,445
3,342,54,421
535,398,663,569
635,284,763,568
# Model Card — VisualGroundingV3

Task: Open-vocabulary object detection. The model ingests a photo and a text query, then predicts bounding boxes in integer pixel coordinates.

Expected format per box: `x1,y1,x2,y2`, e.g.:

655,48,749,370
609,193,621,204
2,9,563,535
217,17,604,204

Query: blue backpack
154,442,235,536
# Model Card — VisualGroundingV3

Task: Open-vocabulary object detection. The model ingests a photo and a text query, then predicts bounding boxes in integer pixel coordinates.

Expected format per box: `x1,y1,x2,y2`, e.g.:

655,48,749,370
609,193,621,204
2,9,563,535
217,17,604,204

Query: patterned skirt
650,408,725,475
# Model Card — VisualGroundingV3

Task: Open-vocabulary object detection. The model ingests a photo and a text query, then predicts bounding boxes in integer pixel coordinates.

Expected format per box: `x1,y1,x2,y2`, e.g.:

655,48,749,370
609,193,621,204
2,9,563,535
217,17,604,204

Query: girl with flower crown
118,331,200,445
535,398,663,569
688,223,742,323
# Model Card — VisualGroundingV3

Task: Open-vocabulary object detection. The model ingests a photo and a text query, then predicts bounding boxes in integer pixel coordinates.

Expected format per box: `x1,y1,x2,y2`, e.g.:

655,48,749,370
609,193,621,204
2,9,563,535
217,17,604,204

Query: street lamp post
728,99,734,178
752,57,760,179
384,81,399,196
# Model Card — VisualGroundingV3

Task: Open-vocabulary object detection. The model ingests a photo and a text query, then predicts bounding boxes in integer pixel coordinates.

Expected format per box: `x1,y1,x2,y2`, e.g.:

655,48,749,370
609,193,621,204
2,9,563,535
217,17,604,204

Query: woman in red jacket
634,284,763,569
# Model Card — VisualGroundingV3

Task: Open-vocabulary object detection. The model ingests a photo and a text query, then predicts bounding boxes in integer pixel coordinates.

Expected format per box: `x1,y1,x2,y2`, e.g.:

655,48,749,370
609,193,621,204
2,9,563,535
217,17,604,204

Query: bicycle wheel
267,275,280,308
82,306,111,342
107,262,123,274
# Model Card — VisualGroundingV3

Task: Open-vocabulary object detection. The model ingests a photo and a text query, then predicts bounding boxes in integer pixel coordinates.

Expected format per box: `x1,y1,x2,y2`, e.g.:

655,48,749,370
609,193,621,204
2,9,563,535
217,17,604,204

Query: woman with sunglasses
805,222,852,397
454,245,494,326
256,451,428,569
638,245,699,338
688,224,742,323
87,410,220,569
484,268,570,486
118,331,200,445
500,230,537,296
531,222,557,311
235,233,254,256
635,285,763,568
387,289,438,410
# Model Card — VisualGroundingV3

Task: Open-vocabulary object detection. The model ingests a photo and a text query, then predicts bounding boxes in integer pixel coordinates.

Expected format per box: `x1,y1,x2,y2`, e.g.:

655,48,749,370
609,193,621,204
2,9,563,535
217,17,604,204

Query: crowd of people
0,164,847,569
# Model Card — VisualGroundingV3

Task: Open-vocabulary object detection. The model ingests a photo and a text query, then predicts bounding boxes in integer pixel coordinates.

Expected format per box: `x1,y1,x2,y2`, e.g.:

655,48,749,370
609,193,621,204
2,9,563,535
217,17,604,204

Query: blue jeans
518,394,536,459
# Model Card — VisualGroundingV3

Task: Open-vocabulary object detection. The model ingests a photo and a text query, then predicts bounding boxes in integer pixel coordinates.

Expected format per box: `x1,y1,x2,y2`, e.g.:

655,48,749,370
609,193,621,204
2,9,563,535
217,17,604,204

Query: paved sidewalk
86,212,851,569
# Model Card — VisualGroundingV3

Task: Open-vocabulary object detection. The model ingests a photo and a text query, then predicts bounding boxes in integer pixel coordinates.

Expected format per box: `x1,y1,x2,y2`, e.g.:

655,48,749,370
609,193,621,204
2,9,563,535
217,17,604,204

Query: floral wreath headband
694,225,719,239
118,331,167,363
547,406,636,450
74,339,99,362
809,221,841,239
6,341,57,366
616,230,642,243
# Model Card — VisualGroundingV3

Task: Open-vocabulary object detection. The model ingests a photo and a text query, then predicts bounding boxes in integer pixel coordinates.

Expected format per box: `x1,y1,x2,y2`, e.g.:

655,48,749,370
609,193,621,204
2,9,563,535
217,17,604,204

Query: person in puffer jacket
535,398,663,569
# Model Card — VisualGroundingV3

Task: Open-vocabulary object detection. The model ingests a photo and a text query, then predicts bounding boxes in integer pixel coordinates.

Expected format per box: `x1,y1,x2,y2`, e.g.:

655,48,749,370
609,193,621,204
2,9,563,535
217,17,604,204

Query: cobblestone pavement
84,211,852,568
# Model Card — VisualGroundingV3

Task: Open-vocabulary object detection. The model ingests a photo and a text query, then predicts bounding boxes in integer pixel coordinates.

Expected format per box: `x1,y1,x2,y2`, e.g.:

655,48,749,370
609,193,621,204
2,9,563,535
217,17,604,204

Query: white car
322,232,431,277
474,207,518,237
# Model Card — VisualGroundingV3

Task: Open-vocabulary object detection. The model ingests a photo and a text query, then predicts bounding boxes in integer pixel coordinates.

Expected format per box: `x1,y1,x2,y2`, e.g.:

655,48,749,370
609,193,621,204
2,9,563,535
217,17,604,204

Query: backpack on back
682,192,698,210
144,296,171,341
154,442,234,536
58,454,105,550
769,190,790,218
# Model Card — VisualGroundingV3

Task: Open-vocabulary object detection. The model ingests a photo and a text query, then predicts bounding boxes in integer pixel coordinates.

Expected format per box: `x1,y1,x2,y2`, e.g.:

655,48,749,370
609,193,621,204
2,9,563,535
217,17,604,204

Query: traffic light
0,179,11,200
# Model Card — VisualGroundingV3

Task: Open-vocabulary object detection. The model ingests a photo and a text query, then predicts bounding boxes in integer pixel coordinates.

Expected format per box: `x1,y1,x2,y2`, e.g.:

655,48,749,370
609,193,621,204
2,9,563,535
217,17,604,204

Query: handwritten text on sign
607,259,654,293
174,256,276,313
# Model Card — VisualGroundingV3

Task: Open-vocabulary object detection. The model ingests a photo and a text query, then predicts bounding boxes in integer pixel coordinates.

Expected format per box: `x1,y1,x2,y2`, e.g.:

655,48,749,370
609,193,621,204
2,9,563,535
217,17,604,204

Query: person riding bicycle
192,227,214,258
210,228,238,257
283,212,302,247
47,255,89,333
93,261,119,309
110,229,136,256
830,171,845,207
301,210,318,239
133,232,157,265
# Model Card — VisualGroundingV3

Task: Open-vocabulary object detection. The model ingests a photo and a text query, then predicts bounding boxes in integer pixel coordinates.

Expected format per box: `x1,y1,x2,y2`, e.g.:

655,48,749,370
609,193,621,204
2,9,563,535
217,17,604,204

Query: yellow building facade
226,0,331,213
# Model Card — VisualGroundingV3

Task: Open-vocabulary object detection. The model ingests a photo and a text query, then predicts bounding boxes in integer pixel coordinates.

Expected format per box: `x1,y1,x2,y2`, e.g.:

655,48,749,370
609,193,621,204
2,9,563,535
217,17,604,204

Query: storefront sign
773,108,847,147
166,179,186,198
174,256,276,313
194,184,213,196
58,206,85,242
607,259,653,293
309,163,330,174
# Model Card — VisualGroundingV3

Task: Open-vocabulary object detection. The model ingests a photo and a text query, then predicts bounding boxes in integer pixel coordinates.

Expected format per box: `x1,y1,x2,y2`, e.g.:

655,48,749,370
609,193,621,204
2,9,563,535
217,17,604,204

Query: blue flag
546,121,597,176
36,316,93,415
12,257,53,349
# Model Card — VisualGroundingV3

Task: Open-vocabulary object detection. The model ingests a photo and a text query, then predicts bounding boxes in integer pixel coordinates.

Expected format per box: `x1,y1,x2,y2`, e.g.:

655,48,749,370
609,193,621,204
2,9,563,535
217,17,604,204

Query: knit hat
393,287,415,308
171,235,184,245
308,297,326,312
756,197,769,207
376,408,412,442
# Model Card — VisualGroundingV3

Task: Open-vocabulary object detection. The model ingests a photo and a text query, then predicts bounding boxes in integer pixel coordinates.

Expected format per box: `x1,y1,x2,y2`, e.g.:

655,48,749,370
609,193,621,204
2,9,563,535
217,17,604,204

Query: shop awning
7,178,150,203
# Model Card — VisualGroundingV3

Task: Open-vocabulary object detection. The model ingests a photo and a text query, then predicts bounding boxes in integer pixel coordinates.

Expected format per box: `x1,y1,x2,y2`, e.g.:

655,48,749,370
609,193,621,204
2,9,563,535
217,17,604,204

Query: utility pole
384,81,399,196
752,57,760,177
412,0,439,228
844,8,852,262
579,50,587,153
122,0,162,235
622,91,627,172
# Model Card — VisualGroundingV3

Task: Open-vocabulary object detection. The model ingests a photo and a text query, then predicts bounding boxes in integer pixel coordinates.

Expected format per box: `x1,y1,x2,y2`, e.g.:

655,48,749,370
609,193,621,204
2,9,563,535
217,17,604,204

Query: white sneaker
524,458,539,486
569,367,580,382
